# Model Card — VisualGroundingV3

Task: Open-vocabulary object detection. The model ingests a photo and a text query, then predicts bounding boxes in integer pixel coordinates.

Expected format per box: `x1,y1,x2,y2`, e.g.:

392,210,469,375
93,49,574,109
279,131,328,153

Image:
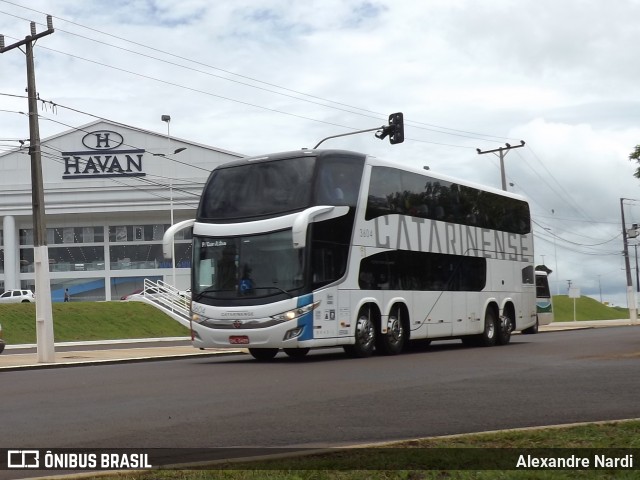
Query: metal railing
126,278,191,328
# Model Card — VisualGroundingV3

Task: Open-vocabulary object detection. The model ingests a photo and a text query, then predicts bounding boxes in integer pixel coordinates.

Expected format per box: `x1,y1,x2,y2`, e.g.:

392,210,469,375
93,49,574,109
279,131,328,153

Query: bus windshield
198,153,365,221
193,230,305,302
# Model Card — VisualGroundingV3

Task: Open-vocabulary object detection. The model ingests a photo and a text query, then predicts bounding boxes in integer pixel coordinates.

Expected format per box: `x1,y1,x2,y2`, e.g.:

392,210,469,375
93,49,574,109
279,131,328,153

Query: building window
21,227,104,245
19,229,33,246
114,226,128,242
50,278,106,302
175,227,193,240
111,276,162,301
109,224,171,242
152,225,164,241
20,246,106,273
110,244,167,270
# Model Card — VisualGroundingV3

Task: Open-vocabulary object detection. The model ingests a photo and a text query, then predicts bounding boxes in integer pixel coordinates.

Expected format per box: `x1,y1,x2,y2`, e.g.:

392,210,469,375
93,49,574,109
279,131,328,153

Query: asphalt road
4,327,639,451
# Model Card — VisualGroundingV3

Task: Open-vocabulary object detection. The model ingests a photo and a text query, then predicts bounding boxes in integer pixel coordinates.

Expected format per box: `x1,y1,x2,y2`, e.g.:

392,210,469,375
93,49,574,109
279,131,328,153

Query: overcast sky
1,0,640,306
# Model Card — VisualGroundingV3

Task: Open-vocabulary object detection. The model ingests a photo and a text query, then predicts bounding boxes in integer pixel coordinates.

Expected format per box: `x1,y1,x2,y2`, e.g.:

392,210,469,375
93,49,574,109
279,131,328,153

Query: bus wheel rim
357,315,375,347
388,315,403,345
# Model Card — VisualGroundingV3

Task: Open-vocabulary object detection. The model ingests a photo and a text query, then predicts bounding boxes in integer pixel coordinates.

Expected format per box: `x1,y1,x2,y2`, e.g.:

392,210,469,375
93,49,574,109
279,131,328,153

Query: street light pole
552,227,559,295
543,226,560,295
161,115,176,287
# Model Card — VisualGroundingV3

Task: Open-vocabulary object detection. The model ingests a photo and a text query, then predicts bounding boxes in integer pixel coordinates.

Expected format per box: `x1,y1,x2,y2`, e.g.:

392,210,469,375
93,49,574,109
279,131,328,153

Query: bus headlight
271,300,320,323
192,313,207,324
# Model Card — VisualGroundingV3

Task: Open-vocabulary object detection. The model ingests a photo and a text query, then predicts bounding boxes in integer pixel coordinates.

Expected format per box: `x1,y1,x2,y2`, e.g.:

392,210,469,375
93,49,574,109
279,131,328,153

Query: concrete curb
0,343,245,372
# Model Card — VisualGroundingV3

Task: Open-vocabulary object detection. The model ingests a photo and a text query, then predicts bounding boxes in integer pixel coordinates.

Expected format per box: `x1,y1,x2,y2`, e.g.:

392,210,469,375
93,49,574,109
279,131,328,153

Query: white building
0,120,244,301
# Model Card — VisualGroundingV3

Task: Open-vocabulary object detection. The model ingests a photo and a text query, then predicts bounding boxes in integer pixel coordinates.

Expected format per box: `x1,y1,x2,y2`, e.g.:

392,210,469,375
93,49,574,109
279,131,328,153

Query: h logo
94,132,111,148
82,130,124,150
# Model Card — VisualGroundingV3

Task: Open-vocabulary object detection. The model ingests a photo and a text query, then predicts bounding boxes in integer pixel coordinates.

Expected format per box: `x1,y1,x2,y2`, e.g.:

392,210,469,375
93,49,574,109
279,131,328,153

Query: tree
630,145,640,179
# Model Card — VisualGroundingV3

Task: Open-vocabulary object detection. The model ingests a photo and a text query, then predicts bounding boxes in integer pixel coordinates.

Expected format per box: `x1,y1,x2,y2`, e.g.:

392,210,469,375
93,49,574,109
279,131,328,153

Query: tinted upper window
366,166,530,234
198,153,365,222
313,157,364,207
199,157,315,221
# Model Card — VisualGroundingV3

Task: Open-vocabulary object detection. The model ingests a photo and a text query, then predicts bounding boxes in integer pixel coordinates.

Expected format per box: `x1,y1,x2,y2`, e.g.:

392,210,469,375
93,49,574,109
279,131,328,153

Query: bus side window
316,159,364,207
536,274,551,297
522,265,534,284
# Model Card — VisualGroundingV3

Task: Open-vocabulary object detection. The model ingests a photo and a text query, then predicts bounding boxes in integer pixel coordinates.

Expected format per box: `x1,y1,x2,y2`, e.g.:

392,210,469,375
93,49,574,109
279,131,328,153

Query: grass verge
0,294,631,345
76,420,640,479
552,296,628,322
0,301,188,344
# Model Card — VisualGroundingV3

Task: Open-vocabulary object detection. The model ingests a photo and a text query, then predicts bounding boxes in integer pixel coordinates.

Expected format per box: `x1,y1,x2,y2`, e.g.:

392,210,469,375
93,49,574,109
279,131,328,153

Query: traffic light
388,112,404,144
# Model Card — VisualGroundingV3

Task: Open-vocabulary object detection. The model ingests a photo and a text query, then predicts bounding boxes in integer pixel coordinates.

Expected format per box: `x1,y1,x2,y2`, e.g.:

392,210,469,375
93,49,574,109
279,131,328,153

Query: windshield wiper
193,288,235,301
193,286,294,300
250,286,294,298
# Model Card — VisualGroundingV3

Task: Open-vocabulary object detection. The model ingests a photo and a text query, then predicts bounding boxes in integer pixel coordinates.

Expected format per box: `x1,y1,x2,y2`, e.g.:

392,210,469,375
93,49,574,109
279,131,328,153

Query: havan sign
62,130,146,179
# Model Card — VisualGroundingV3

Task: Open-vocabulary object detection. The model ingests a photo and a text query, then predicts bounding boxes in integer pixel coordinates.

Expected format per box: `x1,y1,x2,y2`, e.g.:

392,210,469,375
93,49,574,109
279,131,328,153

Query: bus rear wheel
344,307,376,358
522,317,539,334
248,348,279,361
496,315,513,345
463,308,498,348
377,306,406,355
479,309,498,347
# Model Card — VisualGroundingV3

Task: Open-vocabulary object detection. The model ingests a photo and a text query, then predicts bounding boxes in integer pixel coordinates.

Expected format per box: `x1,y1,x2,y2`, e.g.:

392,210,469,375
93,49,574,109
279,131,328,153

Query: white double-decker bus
167,149,537,360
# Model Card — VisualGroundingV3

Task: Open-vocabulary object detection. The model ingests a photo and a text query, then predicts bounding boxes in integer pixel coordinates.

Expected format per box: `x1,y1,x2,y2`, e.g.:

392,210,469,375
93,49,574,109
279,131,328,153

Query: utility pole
598,275,602,303
477,140,526,191
635,244,640,293
620,198,638,325
1,16,56,362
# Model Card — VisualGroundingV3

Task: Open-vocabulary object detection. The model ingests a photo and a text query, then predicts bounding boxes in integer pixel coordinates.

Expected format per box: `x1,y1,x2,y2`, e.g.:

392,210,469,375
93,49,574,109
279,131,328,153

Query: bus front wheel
344,307,376,358
284,348,310,359
248,348,279,361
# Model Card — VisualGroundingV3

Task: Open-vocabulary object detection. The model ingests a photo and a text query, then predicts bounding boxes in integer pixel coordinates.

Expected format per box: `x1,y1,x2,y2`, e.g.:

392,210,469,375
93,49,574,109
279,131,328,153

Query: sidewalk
0,320,636,371
540,319,637,330
0,338,245,371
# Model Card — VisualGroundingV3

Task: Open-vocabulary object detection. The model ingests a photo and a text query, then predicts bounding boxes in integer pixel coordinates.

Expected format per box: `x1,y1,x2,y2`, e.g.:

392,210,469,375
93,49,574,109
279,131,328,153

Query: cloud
2,0,640,306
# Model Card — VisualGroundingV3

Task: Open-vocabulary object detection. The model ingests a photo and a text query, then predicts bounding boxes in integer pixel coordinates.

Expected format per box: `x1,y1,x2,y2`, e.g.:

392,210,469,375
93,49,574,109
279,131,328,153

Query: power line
11,92,627,249
0,2,519,145
521,145,596,223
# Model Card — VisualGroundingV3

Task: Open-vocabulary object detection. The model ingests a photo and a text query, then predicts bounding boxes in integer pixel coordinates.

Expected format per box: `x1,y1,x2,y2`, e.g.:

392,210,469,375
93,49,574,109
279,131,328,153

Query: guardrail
126,279,191,328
